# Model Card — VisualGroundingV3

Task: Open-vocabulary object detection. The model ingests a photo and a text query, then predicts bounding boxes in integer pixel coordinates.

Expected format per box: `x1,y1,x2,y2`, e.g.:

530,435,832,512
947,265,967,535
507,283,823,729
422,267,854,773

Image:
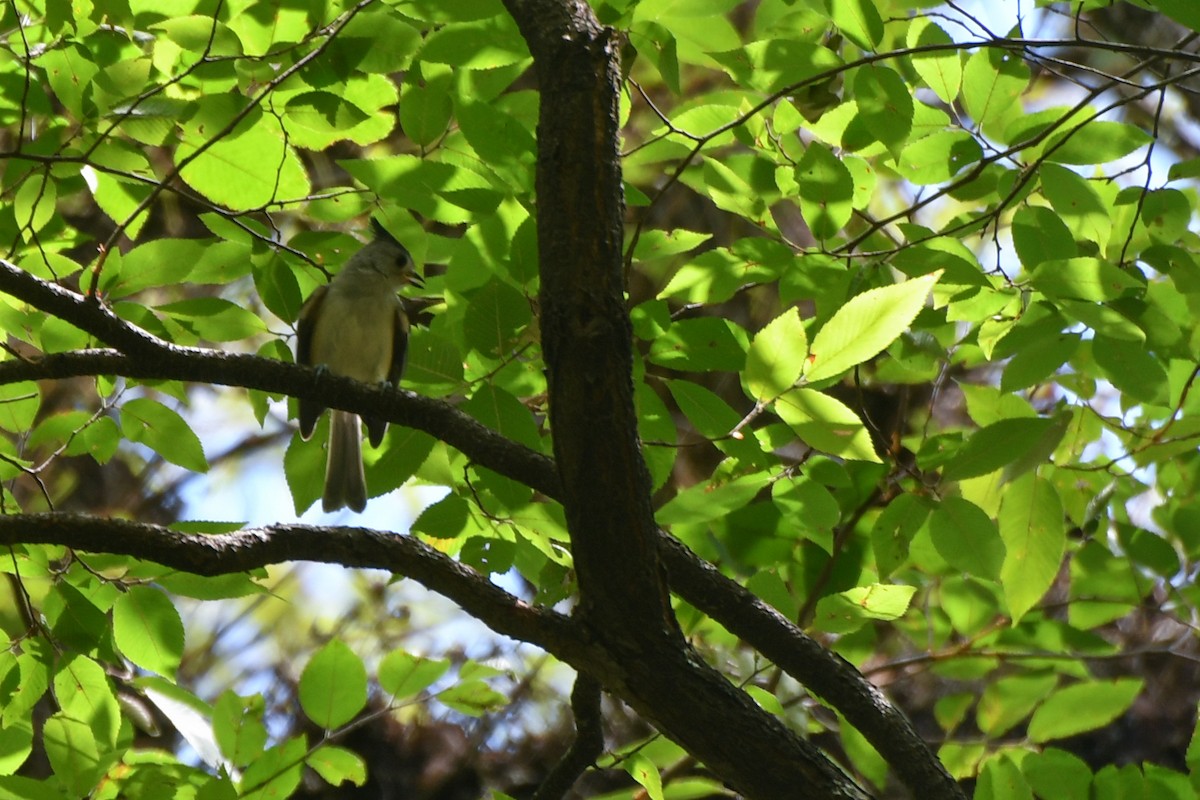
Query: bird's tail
323,410,367,513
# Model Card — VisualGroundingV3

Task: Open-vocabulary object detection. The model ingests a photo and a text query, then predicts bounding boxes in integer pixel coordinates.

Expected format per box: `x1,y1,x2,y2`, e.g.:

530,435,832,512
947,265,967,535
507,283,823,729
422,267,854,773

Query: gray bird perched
296,220,424,513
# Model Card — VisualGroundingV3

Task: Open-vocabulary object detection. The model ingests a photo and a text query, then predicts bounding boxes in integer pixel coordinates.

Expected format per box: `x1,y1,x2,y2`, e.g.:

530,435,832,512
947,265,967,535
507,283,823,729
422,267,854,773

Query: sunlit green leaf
1028,680,1143,743
647,317,748,372
774,388,880,462
113,586,185,678
804,272,940,382
120,398,208,473
42,714,100,797
307,746,367,788
299,640,367,730
829,0,883,49
744,307,808,401
379,651,451,699
852,65,912,157
928,497,1004,580
796,142,854,240
999,474,1065,623
908,19,961,104
962,47,1029,137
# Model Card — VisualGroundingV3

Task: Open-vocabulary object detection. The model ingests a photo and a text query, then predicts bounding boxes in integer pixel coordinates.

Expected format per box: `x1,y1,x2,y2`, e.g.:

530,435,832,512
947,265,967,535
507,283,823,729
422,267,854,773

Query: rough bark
500,1,870,797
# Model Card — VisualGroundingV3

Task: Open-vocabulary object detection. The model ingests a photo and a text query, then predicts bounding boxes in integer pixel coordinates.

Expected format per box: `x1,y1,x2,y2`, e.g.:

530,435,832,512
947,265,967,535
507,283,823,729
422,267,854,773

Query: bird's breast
309,291,397,383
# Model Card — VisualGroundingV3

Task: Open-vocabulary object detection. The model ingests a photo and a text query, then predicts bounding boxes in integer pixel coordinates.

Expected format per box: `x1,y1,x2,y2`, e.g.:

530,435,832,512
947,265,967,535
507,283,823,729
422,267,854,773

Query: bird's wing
364,299,409,448
296,284,329,440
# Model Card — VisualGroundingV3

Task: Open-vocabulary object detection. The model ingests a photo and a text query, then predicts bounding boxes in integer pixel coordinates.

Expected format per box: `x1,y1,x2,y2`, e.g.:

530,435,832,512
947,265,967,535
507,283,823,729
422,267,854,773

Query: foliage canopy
1,0,1200,798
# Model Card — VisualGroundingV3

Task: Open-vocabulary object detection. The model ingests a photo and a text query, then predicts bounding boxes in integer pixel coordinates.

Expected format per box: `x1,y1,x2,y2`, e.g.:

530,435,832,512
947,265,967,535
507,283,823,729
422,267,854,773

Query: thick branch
503,1,868,798
0,513,589,662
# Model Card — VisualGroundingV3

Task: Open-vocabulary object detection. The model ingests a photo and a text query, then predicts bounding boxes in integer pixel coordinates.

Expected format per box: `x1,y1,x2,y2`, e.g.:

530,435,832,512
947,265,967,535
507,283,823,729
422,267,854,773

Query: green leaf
774,388,881,462
1040,163,1111,249
896,131,981,185
45,583,106,652
239,737,306,800
158,297,265,342
113,586,185,678
829,0,883,49
667,380,739,438
411,493,471,539
1022,749,1092,800
1091,335,1169,406
307,746,367,788
254,256,304,324
378,651,451,699
1000,332,1079,393
52,656,119,749
405,330,465,393
137,677,223,771
639,381,677,491
1028,258,1143,302
438,679,507,716
813,584,917,633
150,16,243,55
113,239,252,298
462,384,541,451
0,719,32,776
656,473,771,526
928,497,1005,579
1153,0,1200,29
999,475,1065,623
941,417,1056,481
961,47,1029,136
626,752,665,800
871,493,930,579
398,84,453,147
804,272,940,382
41,714,100,797
977,673,1057,737
1140,188,1191,243
213,691,268,768
39,44,98,119
709,40,842,94
772,477,840,551
120,397,208,473
908,19,962,104
13,176,56,236
0,382,40,435
1012,205,1077,269
976,754,1033,800
419,17,529,69
462,279,531,358
1027,679,1143,743
796,142,854,240
283,91,373,150
852,65,913,157
299,639,367,730
1045,121,1152,165
744,307,808,401
285,420,325,514
177,108,311,212
647,317,748,372
4,649,50,728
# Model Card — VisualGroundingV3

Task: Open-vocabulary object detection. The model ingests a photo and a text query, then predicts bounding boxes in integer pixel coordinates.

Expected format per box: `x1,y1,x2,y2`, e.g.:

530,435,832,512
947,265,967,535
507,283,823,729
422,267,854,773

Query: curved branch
0,512,589,662
659,536,962,800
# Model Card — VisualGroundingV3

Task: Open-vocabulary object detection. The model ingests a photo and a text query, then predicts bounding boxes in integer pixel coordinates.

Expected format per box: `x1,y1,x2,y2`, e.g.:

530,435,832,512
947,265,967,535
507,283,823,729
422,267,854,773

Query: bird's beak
408,272,426,290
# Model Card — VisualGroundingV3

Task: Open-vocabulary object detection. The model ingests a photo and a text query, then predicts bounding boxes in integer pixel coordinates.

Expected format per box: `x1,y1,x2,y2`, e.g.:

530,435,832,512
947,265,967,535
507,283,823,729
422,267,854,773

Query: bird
296,220,424,513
